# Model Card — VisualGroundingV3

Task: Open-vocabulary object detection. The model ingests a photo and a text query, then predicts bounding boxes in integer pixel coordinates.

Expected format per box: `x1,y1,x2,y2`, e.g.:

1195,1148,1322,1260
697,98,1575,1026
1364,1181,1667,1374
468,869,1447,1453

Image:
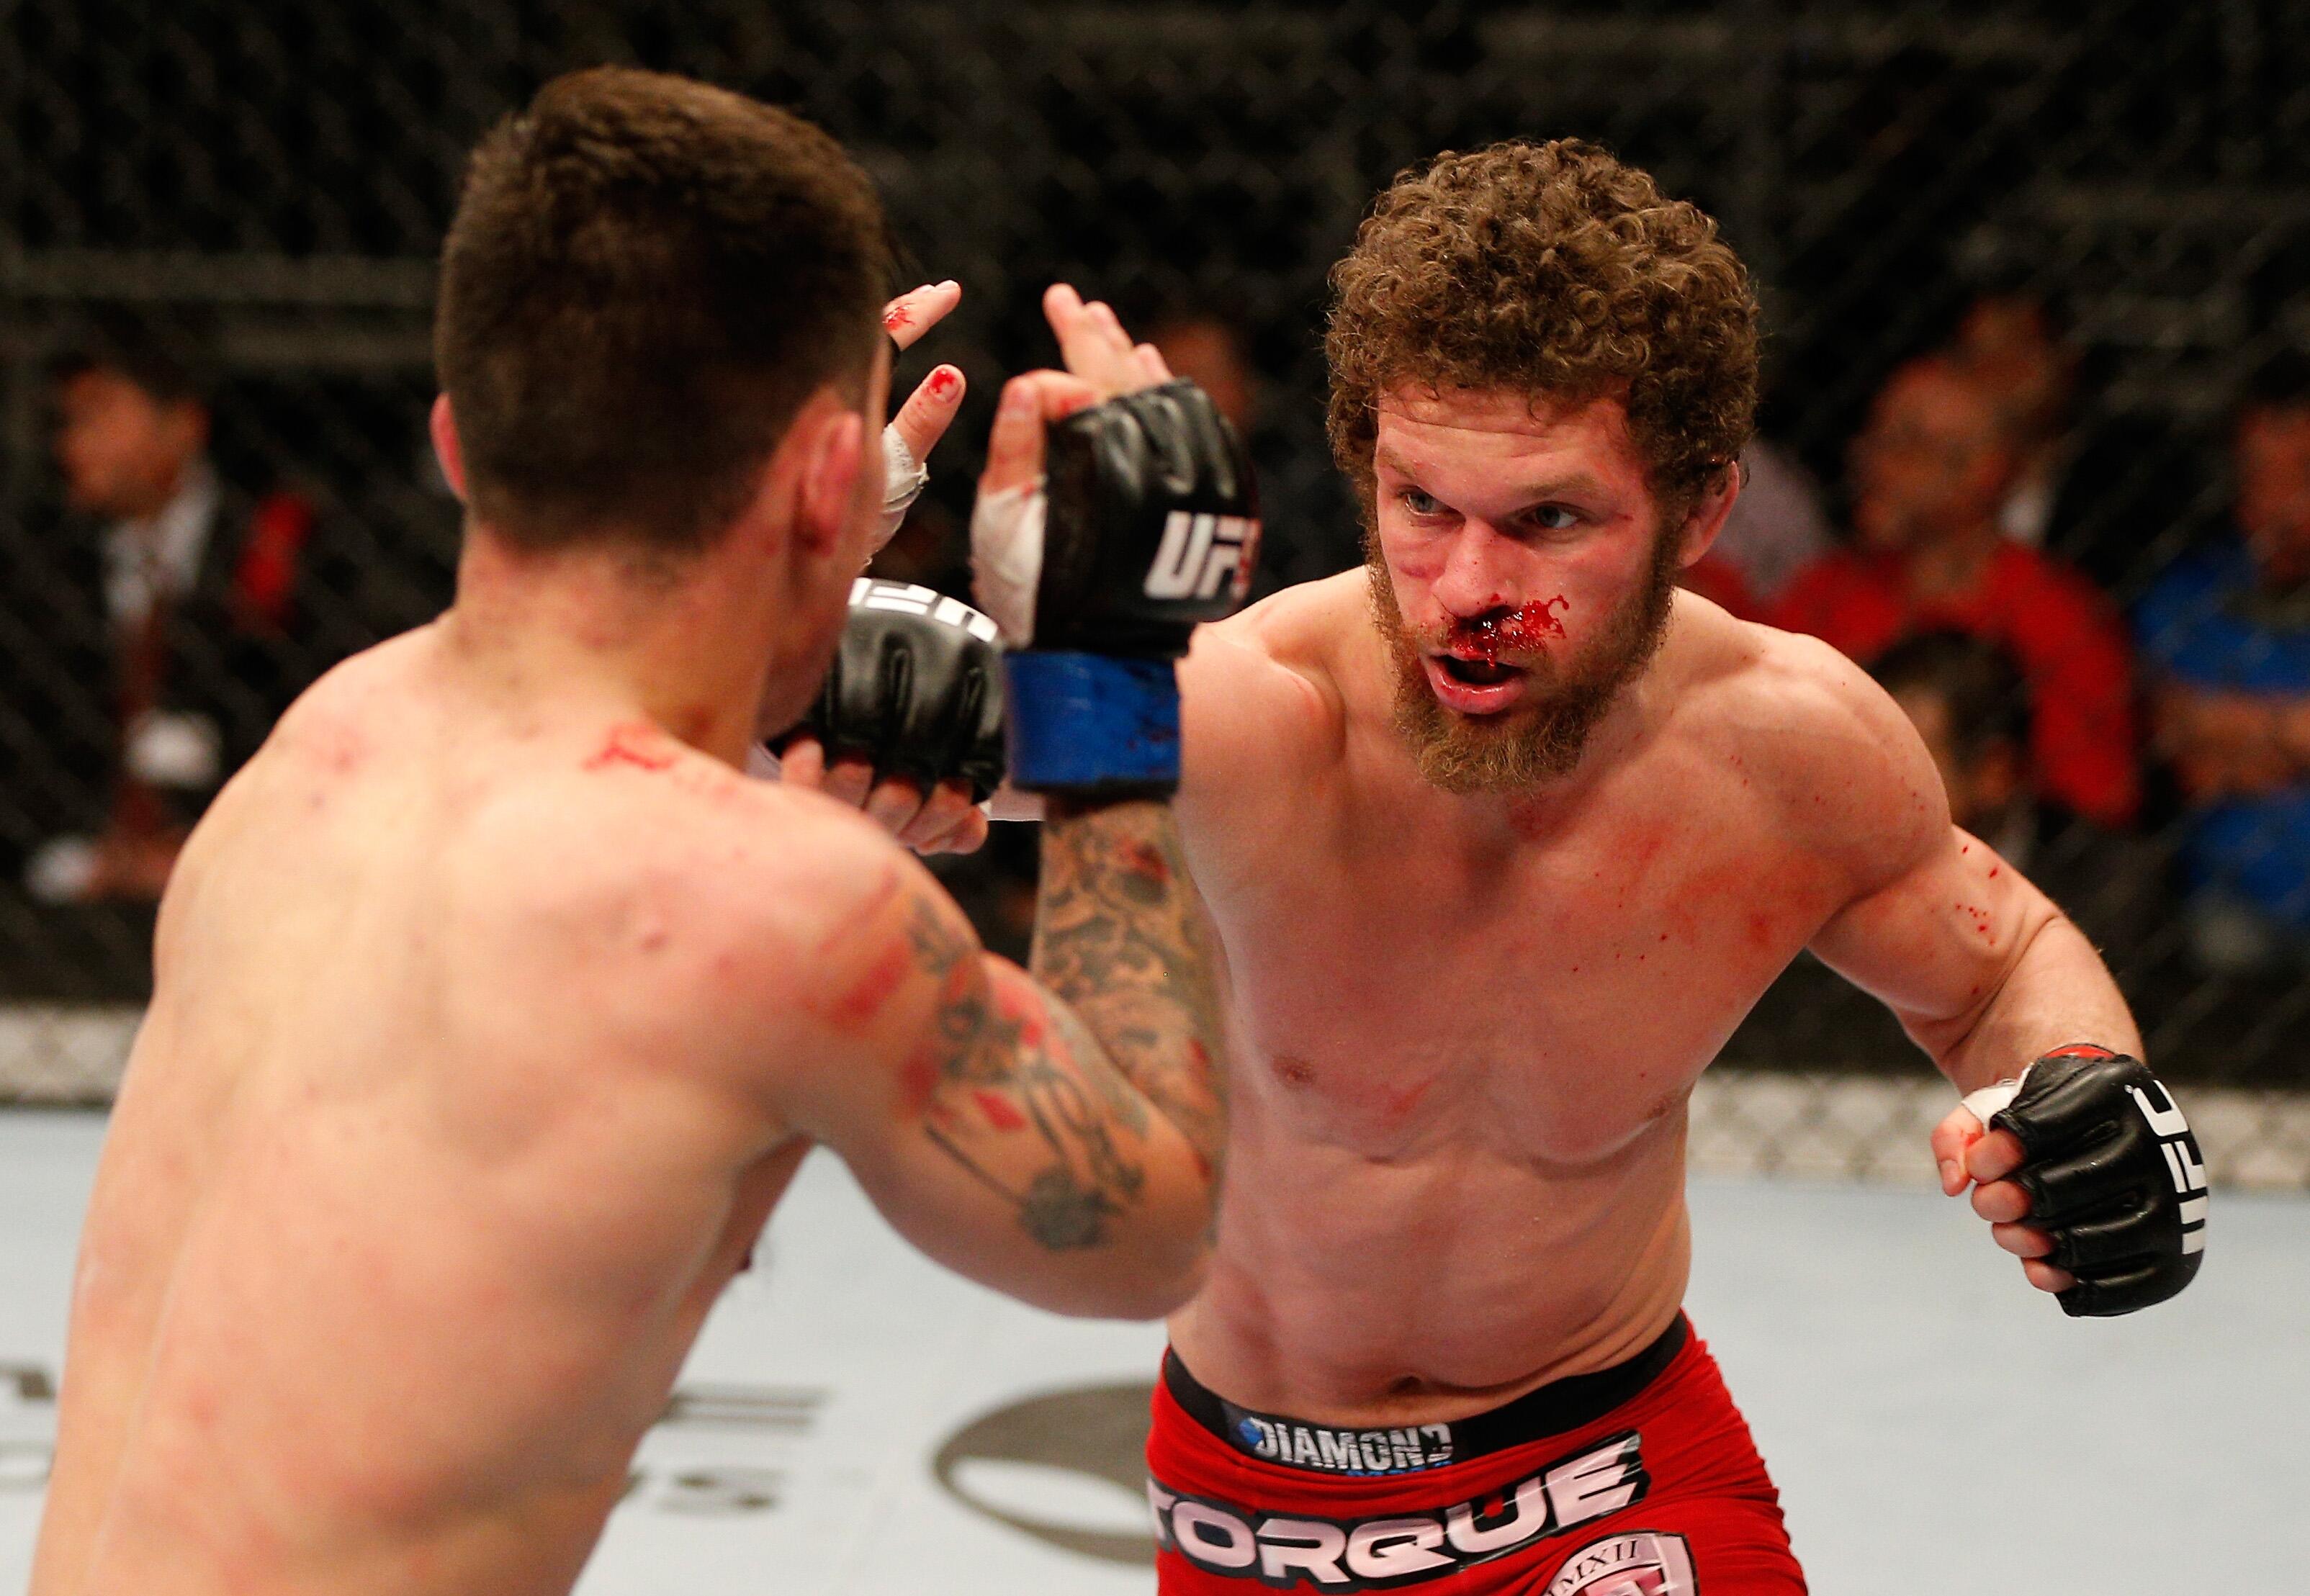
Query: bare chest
1194,783,1840,1163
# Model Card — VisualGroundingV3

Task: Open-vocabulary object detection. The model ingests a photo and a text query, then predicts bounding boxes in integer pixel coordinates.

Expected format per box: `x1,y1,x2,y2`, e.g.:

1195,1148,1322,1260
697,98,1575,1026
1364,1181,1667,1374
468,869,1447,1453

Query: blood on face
1448,595,1568,664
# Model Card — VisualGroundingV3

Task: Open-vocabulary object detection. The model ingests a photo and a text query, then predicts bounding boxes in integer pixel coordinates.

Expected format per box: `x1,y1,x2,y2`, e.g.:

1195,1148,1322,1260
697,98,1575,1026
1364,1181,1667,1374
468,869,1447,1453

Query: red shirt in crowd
1767,541,2140,826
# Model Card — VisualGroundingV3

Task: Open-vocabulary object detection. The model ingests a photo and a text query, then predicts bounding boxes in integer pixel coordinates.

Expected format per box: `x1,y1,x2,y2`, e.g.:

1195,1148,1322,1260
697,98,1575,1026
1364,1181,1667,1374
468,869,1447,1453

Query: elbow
1031,1135,1224,1320
1143,1230,1215,1317
1051,1172,1218,1320
1060,1232,1211,1322
1089,1130,1223,1319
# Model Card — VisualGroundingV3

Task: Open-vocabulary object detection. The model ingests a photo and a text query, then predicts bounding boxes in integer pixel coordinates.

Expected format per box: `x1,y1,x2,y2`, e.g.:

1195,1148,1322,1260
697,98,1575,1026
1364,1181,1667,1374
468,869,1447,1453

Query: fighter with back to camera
32,68,1260,1596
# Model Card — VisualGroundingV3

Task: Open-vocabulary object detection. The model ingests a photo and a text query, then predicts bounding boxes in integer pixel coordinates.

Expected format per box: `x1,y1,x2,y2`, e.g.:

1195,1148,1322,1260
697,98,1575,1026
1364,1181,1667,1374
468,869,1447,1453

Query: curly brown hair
1328,139,1758,524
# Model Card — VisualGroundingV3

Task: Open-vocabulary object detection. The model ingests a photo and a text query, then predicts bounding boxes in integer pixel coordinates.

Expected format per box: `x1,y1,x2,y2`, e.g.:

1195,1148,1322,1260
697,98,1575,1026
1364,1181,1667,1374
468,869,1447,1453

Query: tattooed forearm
1031,799,1231,1179
897,799,1226,1257
912,898,1149,1249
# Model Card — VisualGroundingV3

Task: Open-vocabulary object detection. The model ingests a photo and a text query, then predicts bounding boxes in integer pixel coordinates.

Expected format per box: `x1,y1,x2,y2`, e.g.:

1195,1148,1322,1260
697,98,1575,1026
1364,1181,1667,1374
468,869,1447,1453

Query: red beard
1365,530,1680,794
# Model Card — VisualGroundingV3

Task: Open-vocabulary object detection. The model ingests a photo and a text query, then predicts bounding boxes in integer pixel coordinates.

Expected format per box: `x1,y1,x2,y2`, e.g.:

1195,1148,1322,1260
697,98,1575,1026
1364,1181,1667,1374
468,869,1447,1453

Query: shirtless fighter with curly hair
794,139,2207,1592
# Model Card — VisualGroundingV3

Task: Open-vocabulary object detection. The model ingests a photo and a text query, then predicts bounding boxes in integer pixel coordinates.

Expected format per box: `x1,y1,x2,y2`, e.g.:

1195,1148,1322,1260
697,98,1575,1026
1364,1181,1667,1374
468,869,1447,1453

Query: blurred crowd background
5,1,2310,1116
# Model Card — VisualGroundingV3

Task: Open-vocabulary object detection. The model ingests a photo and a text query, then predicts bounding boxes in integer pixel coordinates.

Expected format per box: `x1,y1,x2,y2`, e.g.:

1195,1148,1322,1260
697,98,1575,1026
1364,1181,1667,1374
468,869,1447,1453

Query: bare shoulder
1668,595,1947,873
1192,570,1361,701
1671,596,1910,749
467,733,927,1070
1180,572,1360,789
593,746,914,990
216,629,431,792
157,631,450,942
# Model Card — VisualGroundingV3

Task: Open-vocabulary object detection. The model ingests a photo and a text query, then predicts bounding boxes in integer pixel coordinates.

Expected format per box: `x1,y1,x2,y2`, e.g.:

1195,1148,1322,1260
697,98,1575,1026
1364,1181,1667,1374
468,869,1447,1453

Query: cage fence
4,0,2308,1186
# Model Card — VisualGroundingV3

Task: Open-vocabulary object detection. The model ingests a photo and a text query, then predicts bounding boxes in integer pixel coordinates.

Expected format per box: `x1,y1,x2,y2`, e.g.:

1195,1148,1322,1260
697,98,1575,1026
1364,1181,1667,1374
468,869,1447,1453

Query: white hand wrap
873,424,931,552
1959,1067,2032,1130
968,480,1046,647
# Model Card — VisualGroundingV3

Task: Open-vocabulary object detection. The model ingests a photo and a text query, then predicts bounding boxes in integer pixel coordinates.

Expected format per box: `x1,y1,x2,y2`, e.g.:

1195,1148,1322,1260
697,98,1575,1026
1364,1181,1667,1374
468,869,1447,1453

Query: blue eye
1528,504,1580,532
1399,487,1442,516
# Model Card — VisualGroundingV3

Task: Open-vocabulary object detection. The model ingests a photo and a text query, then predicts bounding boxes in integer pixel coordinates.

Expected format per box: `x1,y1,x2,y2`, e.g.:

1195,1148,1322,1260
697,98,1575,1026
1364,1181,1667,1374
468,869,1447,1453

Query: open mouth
1436,654,1522,687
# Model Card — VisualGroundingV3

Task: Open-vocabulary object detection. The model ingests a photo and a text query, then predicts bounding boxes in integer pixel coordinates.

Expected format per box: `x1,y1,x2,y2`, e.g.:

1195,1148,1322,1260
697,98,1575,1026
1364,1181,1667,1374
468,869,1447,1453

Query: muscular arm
1796,646,2139,1093
1812,826,2138,1093
771,606,1336,1320
1032,800,1229,1176
1788,645,2209,1305
781,805,1226,1319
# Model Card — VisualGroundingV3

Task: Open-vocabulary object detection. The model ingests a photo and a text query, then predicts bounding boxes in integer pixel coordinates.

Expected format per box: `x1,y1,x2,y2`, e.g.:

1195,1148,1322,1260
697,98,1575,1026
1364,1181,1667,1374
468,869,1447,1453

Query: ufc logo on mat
2132,1080,2208,1255
1146,511,1260,601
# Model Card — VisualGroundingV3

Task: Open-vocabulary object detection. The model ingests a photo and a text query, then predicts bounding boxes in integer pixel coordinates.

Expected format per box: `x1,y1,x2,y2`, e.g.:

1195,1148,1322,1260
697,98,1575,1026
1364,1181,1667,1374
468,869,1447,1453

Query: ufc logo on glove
1146,511,1258,602
848,577,1002,644
2131,1077,2208,1254
1961,1045,2208,1315
967,379,1261,798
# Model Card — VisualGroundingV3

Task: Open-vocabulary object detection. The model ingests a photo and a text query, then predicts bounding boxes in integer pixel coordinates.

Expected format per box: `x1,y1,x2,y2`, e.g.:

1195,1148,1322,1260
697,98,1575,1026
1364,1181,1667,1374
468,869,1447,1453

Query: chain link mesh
4,1,2306,1183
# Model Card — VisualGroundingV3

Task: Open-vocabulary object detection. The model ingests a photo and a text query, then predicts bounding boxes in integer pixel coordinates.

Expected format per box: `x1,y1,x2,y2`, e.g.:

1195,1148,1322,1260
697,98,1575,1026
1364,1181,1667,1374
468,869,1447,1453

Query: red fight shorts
1146,1315,1805,1594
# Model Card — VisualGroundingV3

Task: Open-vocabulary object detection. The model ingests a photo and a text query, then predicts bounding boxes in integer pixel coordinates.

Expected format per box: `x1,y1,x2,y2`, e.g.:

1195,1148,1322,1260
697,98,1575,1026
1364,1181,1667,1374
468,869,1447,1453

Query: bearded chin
1365,533,1680,795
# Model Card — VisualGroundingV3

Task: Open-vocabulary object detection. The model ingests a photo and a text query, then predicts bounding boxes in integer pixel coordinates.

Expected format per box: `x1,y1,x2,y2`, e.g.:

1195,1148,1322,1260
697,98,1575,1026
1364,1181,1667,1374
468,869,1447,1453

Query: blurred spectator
2042,410,2222,598
1956,289,2221,596
1952,290,2079,549
1146,312,1257,438
1874,631,2165,960
2135,349,2310,970
24,320,327,903
1771,353,2140,826
1682,438,1831,619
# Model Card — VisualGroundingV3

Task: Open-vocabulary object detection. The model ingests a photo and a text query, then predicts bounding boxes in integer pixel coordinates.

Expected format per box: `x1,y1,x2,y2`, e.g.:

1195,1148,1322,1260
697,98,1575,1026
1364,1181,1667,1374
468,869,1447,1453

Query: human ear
429,395,467,503
794,402,866,556
1674,460,1743,569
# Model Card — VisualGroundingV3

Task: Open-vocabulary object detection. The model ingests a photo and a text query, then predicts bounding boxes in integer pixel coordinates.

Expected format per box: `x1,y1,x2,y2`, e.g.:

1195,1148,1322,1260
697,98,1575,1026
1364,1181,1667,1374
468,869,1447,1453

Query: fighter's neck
440,529,781,767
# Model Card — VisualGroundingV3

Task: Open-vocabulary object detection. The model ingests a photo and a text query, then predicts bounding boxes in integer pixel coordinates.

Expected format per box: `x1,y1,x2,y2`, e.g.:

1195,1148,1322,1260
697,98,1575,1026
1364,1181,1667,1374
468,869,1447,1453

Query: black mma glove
971,379,1259,798
1963,1044,2207,1317
771,579,1007,803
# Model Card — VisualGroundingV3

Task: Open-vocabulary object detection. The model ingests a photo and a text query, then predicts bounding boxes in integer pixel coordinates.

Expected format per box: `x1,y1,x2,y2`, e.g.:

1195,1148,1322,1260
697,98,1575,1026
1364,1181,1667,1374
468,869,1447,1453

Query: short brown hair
1327,139,1758,523
436,67,891,553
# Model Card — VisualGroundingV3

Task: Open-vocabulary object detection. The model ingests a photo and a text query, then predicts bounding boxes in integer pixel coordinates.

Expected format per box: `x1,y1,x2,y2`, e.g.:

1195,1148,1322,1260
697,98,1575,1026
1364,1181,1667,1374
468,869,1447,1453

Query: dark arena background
0,4,2304,1591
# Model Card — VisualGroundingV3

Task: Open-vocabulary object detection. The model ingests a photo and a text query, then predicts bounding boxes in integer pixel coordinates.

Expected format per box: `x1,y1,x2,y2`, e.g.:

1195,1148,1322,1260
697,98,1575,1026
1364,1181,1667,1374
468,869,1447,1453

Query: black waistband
1162,1314,1689,1476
